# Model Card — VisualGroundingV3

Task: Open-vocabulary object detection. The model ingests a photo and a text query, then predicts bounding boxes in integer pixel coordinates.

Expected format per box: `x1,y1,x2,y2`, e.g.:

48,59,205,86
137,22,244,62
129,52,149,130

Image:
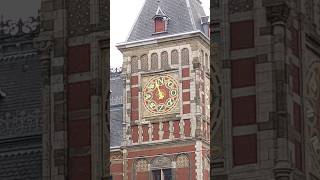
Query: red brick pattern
233,134,257,166
292,64,301,95
232,95,256,126
68,119,91,148
173,120,180,138
176,168,189,179
163,121,169,139
293,102,302,132
183,104,191,114
231,58,256,88
136,172,148,180
184,119,191,137
152,123,159,141
295,141,302,171
132,126,139,143
291,28,300,57
68,81,91,111
142,125,149,142
68,44,90,74
131,87,139,97
155,18,165,32
182,68,190,77
182,80,190,89
69,156,91,180
183,92,190,101
230,20,254,50
131,76,139,85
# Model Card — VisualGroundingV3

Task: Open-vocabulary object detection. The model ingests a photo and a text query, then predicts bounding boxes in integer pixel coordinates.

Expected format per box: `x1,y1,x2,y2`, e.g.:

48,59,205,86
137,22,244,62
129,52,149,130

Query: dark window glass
152,170,161,180
163,169,172,180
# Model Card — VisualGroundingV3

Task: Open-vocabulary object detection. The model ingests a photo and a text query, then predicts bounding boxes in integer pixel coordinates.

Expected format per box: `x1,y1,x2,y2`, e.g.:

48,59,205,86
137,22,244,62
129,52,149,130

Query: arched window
181,48,189,65
171,50,179,65
161,51,169,69
131,56,138,73
151,156,172,180
151,53,158,70
141,54,148,71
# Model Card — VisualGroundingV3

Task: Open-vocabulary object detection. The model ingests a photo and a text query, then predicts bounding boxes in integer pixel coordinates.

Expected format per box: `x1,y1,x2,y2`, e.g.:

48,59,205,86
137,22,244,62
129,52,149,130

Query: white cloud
110,0,210,68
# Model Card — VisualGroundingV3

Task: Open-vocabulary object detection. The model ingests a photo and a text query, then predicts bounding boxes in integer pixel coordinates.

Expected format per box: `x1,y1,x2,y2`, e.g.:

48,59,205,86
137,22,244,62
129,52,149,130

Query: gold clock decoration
142,74,179,115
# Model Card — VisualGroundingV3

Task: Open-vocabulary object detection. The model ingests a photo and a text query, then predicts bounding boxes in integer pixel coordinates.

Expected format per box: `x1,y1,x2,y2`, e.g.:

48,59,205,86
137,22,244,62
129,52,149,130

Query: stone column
266,2,293,179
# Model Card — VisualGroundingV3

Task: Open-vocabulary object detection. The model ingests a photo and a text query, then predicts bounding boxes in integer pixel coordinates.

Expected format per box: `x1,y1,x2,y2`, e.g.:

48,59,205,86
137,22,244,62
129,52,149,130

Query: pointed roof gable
126,0,208,42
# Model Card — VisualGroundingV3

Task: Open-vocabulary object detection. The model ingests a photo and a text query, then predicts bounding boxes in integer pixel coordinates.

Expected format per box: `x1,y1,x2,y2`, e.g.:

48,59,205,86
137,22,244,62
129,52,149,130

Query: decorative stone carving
266,3,290,24
181,48,189,65
110,151,123,161
67,0,90,36
151,156,172,168
229,0,254,14
159,122,164,140
131,56,139,73
0,17,39,37
0,109,42,139
179,119,185,137
176,154,189,168
136,159,148,172
169,121,174,139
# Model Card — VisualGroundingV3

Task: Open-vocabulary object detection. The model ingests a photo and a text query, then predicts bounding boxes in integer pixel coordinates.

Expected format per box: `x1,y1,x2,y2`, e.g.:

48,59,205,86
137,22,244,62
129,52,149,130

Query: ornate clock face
142,74,179,115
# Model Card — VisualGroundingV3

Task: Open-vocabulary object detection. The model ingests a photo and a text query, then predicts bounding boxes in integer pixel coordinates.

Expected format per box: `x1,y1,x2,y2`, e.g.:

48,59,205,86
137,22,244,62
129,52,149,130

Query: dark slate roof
127,0,208,42
110,72,123,147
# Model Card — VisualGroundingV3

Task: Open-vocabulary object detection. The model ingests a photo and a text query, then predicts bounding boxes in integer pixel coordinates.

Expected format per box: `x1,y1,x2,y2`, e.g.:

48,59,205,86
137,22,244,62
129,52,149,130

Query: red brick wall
231,58,256,88
183,104,191,114
232,95,256,126
163,121,169,139
230,20,254,50
69,156,91,180
233,134,257,166
68,81,91,111
68,119,91,148
152,123,159,140
292,64,301,95
142,125,149,142
68,44,90,74
293,102,302,132
132,125,139,143
136,172,148,180
155,18,165,32
173,120,180,138
184,119,191,137
176,168,189,180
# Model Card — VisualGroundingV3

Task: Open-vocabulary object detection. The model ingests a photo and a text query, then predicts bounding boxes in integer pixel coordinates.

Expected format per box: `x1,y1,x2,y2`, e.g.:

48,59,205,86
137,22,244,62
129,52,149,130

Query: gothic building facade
0,0,109,180
110,0,211,179
211,0,320,179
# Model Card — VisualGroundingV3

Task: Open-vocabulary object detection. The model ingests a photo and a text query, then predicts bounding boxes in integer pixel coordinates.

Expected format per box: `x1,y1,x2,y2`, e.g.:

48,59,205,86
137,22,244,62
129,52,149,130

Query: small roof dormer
152,6,169,33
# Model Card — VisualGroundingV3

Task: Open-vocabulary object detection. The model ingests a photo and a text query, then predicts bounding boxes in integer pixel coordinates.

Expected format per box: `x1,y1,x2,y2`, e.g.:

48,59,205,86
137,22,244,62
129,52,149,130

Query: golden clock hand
156,82,164,100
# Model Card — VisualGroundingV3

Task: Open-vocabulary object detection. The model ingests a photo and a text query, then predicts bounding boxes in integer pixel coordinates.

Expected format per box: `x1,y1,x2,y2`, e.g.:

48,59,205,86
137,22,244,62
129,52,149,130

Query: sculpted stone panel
67,0,90,36
161,51,170,70
151,156,172,168
176,154,189,168
131,56,139,73
229,0,253,14
181,48,189,65
135,159,148,172
0,109,42,139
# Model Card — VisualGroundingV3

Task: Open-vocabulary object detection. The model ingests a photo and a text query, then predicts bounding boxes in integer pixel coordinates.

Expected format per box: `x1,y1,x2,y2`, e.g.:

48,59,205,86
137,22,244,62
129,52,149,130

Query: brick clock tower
115,0,210,179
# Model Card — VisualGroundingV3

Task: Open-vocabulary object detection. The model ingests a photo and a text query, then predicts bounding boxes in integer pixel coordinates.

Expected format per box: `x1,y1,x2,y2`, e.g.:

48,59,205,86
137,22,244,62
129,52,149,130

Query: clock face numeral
157,104,165,112
166,98,174,107
148,102,156,109
156,77,165,86
147,83,155,90
170,89,178,96
144,93,152,100
166,80,174,89
143,74,179,115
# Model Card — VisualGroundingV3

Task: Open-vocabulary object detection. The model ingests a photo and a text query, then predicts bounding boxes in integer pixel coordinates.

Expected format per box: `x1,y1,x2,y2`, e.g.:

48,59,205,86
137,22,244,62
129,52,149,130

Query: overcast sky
110,0,210,68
